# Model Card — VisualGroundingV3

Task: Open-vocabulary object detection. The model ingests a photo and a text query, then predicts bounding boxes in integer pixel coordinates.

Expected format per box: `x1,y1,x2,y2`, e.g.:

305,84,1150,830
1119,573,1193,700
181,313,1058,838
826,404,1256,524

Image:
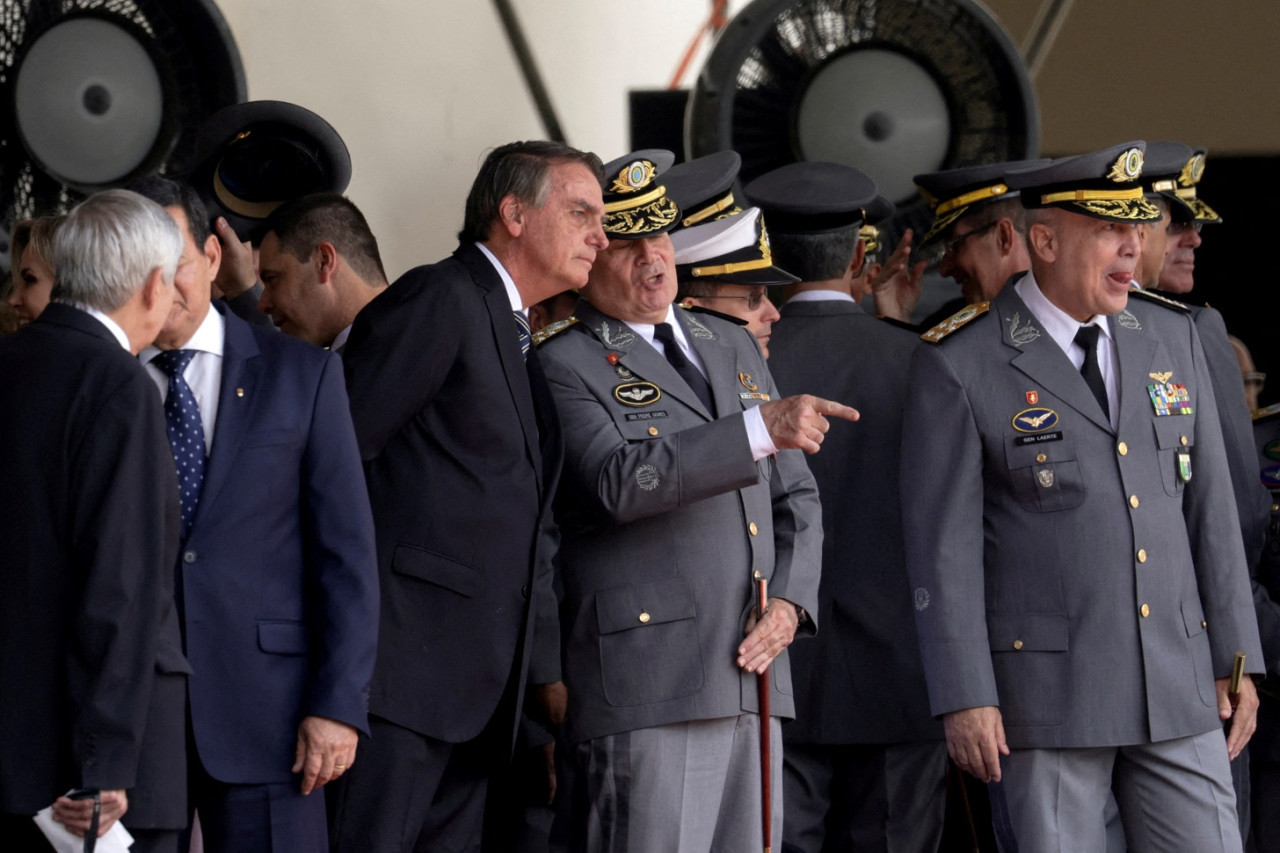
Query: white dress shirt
140,307,226,454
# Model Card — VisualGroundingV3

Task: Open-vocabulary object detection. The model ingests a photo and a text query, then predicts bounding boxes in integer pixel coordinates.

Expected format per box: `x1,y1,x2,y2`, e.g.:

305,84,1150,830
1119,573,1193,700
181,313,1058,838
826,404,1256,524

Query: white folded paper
33,804,134,852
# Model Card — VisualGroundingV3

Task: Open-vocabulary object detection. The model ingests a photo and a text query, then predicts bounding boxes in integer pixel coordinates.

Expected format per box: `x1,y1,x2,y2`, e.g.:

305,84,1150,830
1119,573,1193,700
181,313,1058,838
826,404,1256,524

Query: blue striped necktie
514,310,532,361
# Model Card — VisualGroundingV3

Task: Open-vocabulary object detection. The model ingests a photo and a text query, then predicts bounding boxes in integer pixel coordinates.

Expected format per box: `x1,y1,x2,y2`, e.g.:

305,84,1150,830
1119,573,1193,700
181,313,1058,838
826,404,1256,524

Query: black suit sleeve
68,372,177,790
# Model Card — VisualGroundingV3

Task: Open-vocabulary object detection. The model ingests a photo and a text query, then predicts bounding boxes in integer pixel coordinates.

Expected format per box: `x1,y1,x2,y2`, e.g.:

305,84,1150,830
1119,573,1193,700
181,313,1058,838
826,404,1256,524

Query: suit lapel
197,305,263,521
461,245,544,487
1111,309,1158,439
996,288,1114,433
678,308,737,417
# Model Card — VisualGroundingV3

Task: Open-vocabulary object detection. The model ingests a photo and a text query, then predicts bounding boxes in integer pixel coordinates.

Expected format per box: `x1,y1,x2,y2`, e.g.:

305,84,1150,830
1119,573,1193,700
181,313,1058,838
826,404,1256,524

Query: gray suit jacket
538,300,822,744
768,298,941,745
901,281,1262,749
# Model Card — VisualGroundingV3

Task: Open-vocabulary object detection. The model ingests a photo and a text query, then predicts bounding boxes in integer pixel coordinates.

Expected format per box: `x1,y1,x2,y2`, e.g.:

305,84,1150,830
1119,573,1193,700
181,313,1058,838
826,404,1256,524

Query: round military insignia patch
1264,439,1280,461
913,588,930,612
611,159,656,194
1262,464,1280,490
635,464,661,491
614,381,661,407
1108,147,1144,182
1012,407,1059,433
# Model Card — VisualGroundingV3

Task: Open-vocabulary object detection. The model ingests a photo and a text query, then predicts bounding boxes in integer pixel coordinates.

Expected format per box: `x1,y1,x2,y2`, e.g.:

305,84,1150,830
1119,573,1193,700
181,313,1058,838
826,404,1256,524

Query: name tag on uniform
1013,431,1063,446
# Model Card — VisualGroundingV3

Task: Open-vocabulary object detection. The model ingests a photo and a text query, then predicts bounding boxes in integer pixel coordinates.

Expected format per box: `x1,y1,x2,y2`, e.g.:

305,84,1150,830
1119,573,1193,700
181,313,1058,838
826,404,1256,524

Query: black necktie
653,322,715,415
1074,325,1109,419
513,310,531,361
152,349,207,536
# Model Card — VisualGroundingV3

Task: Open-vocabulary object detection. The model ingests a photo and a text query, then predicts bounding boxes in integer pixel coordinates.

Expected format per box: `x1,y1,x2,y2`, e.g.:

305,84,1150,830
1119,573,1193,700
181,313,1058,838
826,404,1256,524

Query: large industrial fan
685,0,1038,237
0,0,245,268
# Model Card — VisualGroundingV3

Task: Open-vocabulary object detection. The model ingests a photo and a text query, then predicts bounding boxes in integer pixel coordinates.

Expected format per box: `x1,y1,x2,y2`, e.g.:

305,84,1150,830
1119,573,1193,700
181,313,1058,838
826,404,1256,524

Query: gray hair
54,189,184,312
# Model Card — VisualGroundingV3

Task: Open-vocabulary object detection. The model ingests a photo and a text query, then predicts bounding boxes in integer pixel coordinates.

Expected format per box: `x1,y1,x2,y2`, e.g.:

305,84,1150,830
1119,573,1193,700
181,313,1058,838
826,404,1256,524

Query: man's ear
202,231,223,281
140,266,168,311
314,242,340,284
848,240,867,280
996,219,1019,256
1028,221,1056,264
497,194,524,238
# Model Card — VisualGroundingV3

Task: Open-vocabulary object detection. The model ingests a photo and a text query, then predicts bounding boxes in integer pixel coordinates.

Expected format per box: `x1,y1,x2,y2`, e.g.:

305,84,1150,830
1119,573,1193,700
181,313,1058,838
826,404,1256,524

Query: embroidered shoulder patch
532,316,579,346
921,301,990,343
1129,289,1191,313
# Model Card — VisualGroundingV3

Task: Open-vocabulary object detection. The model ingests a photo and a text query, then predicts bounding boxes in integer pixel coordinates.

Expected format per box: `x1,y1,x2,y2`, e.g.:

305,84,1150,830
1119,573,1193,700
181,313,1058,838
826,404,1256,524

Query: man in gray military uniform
746,161,949,853
536,151,856,851
902,141,1263,851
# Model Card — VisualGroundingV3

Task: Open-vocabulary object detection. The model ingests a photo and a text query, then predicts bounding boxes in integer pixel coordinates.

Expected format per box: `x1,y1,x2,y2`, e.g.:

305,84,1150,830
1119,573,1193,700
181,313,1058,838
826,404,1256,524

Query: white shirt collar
476,242,524,313
786,289,856,304
71,304,131,351
139,302,225,364
1014,272,1111,355
622,304,687,348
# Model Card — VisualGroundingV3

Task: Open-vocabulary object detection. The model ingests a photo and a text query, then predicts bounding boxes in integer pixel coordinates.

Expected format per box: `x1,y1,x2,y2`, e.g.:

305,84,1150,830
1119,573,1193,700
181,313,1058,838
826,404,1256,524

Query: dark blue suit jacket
180,303,379,784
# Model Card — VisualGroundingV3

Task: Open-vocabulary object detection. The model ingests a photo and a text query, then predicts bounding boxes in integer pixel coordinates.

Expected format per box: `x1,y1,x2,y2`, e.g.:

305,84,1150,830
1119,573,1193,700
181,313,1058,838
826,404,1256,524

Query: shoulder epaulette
532,316,580,346
1253,402,1280,423
679,303,748,326
921,301,990,343
1129,288,1191,313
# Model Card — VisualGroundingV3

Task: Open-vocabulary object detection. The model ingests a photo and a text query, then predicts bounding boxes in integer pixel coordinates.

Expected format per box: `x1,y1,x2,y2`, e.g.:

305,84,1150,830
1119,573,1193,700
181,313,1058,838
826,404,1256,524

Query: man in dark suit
255,193,388,351
0,189,188,850
747,162,949,853
330,140,607,852
130,177,379,853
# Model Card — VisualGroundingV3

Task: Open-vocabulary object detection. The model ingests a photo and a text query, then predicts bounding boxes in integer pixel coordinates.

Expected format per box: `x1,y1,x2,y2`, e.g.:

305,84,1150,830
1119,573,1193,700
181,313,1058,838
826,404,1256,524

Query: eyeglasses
700,289,769,310
923,219,999,265
1168,221,1204,235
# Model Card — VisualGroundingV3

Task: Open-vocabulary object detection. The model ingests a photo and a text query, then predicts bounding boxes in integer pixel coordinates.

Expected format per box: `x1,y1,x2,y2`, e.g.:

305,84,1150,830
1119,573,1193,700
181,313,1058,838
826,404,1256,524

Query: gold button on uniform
648,426,659,436
235,387,245,398
748,522,759,536
1180,435,1188,446
1129,495,1140,508
1140,604,1150,618
1013,640,1024,650
753,570,762,579
1137,549,1148,563
1117,441,1128,456
1201,620,1208,629
639,612,651,623
1036,453,1047,463
1272,504,1279,513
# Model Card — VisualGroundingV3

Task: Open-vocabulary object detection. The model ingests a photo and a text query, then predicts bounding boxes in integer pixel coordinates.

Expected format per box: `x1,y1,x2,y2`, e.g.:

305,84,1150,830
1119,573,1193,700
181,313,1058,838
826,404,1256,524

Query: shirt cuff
744,407,778,461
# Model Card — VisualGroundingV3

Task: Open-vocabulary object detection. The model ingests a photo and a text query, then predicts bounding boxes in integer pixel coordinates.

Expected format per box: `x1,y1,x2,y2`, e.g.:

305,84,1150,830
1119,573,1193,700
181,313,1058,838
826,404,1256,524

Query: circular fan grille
0,0,244,265
687,0,1038,234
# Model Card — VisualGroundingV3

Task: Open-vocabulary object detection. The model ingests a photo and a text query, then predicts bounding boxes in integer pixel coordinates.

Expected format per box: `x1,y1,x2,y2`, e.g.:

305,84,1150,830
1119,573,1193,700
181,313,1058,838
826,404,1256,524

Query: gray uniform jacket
768,298,942,745
901,280,1262,749
538,300,823,745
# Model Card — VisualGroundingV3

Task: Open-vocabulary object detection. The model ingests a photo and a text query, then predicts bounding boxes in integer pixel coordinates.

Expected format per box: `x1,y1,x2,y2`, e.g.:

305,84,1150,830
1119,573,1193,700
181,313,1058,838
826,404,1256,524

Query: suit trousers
575,715,783,853
188,756,327,853
989,730,1240,853
327,715,492,853
781,740,947,853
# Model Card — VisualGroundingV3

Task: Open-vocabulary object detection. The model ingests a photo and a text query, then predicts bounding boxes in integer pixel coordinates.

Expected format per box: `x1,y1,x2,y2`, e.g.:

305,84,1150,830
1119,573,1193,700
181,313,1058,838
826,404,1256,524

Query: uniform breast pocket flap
595,577,704,707
1004,440,1086,512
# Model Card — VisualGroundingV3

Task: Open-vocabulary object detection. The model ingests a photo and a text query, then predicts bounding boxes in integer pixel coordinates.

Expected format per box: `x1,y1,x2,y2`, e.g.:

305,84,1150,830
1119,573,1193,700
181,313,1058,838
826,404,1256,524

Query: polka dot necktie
153,349,206,536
